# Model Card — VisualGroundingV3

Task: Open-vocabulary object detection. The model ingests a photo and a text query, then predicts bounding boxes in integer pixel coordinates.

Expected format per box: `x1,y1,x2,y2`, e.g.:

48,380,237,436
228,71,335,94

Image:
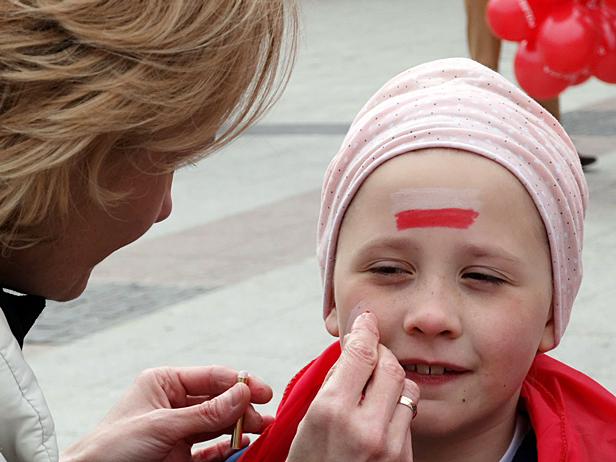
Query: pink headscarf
317,58,588,346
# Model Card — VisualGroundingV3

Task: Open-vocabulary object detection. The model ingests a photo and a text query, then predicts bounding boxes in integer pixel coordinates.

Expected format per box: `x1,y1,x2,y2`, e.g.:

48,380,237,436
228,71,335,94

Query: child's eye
369,266,408,276
462,272,505,285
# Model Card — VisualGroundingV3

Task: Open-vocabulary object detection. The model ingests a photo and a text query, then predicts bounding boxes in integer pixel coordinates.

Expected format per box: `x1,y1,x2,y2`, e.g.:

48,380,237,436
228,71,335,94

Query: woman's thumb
167,382,251,438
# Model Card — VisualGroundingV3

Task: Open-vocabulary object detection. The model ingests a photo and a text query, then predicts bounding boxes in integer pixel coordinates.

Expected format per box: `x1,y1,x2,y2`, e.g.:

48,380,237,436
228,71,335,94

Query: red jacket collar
240,344,616,461
521,353,616,461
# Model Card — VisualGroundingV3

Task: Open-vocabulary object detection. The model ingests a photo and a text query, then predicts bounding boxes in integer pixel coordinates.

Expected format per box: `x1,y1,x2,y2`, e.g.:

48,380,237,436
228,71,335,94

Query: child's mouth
402,363,469,384
403,364,453,375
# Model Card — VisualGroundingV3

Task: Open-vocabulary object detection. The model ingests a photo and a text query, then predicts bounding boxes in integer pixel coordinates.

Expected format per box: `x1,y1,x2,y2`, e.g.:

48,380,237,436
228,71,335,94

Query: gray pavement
23,0,616,450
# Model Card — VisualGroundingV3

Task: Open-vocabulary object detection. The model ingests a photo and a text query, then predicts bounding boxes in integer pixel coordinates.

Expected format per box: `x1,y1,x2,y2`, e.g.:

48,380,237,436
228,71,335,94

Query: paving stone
26,283,210,345
562,109,616,137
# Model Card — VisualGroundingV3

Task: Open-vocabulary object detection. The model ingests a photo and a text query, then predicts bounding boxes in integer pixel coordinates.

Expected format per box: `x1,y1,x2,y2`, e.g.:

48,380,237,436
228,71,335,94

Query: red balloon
537,3,601,74
514,41,570,99
571,68,592,85
487,0,539,42
530,0,565,5
526,0,563,17
603,0,616,14
592,9,616,83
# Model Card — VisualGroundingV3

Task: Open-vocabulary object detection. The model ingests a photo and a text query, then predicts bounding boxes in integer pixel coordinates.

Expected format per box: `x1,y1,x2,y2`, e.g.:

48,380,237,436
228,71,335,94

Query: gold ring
397,395,418,418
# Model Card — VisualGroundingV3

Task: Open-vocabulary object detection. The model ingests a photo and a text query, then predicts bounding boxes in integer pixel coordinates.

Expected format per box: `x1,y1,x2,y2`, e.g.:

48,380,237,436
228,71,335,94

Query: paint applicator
230,371,249,450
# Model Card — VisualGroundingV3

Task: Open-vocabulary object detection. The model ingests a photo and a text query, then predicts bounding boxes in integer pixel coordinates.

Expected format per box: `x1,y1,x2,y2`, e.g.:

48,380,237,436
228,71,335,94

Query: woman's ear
324,306,340,337
538,317,556,353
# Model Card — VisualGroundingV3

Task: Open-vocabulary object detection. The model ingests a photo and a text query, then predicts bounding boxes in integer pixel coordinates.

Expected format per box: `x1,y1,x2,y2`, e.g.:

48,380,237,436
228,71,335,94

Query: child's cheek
478,320,539,393
343,300,369,338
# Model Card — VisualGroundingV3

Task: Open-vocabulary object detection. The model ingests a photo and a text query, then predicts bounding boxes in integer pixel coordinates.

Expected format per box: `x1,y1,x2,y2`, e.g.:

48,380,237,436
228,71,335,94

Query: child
230,58,616,461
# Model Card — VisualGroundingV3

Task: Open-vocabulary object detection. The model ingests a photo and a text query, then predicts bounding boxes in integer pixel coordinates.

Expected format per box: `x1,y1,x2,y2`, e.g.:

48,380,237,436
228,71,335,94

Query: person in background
0,1,298,461
464,0,597,167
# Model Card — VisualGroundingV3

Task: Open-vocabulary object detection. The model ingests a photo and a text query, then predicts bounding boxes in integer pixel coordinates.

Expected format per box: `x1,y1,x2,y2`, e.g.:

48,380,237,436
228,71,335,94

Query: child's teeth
430,365,445,375
406,364,449,374
405,364,453,374
416,364,430,375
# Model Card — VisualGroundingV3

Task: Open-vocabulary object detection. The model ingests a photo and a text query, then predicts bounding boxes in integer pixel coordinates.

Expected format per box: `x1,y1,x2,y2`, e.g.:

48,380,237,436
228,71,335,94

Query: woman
0,1,298,461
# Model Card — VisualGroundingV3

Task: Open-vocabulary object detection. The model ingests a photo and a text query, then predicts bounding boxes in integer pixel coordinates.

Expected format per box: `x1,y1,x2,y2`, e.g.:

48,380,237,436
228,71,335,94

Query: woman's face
327,149,554,446
6,150,174,301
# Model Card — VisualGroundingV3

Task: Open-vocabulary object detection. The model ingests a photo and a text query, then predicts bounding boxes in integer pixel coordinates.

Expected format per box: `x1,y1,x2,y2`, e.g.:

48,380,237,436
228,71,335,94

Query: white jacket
0,310,58,462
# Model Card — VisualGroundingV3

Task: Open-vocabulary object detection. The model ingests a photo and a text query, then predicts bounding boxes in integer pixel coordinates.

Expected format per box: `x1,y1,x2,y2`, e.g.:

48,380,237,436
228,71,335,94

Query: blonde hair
0,0,298,249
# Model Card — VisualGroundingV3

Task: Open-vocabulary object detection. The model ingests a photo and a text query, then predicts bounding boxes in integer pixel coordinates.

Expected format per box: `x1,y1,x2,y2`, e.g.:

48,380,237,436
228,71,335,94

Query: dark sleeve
224,447,248,462
0,289,45,348
512,428,538,462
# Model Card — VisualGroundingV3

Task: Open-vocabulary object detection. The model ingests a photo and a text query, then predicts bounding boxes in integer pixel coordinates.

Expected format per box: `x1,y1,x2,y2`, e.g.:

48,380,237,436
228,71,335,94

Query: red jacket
522,353,616,460
239,343,616,461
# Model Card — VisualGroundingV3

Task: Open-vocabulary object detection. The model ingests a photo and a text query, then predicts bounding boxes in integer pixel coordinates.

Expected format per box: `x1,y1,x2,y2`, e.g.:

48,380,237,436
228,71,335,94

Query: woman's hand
288,312,420,461
60,366,274,462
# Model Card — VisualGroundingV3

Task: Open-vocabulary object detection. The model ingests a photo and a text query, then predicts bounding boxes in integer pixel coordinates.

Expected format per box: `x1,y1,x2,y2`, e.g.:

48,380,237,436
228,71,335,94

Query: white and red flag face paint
390,188,481,231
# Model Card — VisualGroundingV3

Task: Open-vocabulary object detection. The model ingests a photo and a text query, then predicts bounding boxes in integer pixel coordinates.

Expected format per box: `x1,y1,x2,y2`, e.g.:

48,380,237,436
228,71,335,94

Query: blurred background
23,0,616,450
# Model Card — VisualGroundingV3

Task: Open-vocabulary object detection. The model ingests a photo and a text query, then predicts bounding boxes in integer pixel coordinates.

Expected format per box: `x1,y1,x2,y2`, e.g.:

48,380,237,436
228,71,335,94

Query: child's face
326,148,554,441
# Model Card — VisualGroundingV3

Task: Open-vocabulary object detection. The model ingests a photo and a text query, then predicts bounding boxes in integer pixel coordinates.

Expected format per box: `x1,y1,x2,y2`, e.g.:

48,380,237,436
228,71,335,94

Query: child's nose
402,276,462,339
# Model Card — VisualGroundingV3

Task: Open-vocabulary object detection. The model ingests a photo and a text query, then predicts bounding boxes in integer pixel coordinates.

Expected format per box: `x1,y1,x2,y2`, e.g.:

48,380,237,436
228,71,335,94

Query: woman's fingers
321,312,380,404
289,313,421,461
154,382,250,440
356,344,419,459
391,379,420,425
192,437,248,462
362,344,406,422
181,398,273,433
155,366,273,407
59,366,274,462
159,384,274,444
387,378,420,458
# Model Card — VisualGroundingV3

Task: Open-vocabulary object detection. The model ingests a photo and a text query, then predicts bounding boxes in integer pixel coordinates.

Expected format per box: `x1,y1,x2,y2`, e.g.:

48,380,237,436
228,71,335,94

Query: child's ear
324,306,340,337
538,317,556,353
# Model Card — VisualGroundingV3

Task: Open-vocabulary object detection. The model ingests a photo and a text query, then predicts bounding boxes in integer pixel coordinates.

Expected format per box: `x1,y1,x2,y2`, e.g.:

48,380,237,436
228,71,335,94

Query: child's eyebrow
352,238,524,268
353,237,412,256
460,243,523,267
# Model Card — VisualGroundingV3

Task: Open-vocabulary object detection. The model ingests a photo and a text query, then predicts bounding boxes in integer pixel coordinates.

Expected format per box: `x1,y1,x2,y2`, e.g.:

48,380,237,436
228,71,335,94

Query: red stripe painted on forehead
395,208,479,230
